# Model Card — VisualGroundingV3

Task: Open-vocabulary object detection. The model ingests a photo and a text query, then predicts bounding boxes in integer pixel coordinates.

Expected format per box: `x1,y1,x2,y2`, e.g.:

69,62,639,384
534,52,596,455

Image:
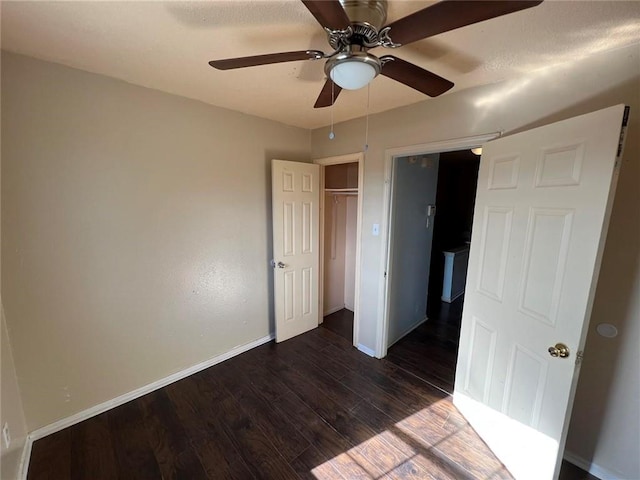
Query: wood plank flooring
320,301,597,480
28,325,515,480
322,299,462,395
322,309,354,344
386,297,463,394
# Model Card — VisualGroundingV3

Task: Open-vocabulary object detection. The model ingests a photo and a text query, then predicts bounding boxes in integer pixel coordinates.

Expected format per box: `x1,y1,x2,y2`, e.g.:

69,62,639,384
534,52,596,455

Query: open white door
272,160,320,342
454,104,629,480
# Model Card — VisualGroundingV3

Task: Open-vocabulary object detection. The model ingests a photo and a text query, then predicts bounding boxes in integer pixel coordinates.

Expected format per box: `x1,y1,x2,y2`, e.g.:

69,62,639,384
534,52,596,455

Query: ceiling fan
209,0,543,108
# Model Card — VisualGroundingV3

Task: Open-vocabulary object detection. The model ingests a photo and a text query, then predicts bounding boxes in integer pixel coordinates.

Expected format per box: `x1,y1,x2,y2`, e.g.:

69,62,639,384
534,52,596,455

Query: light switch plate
372,223,380,236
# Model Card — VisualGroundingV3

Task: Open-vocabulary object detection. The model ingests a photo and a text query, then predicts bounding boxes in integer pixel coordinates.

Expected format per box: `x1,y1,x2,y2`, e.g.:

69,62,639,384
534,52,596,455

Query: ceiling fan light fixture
330,61,376,90
326,51,381,90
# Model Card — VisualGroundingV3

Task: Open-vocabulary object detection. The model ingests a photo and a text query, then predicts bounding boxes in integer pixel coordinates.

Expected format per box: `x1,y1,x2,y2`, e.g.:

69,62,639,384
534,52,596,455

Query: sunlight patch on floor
311,430,416,479
310,400,493,479
455,394,557,480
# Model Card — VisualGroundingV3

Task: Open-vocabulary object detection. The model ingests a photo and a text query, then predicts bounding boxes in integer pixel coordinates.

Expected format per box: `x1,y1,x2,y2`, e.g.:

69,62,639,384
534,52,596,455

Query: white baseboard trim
387,316,428,349
357,343,376,357
27,333,275,445
17,436,33,480
441,289,465,303
564,450,620,480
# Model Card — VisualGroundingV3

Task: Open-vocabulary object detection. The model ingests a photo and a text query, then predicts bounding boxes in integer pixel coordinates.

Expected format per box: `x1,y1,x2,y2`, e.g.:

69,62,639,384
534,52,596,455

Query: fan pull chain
364,83,370,152
329,80,335,140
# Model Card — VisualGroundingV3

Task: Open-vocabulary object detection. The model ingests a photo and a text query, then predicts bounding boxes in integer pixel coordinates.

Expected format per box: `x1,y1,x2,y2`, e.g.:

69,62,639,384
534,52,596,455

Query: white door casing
377,133,501,358
272,160,320,342
453,105,628,479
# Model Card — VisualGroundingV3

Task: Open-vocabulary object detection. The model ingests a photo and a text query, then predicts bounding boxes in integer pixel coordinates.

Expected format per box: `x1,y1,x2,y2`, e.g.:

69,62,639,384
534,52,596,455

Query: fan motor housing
339,0,388,30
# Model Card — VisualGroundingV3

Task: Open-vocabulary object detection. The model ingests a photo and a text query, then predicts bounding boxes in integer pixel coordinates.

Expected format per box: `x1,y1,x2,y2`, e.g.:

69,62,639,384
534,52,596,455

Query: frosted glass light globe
330,61,377,90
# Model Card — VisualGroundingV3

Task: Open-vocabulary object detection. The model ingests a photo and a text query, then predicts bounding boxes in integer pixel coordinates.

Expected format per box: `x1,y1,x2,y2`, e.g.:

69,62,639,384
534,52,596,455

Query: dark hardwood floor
29,325,514,480
322,308,354,343
336,296,596,480
321,299,462,396
386,296,463,394
29,318,597,480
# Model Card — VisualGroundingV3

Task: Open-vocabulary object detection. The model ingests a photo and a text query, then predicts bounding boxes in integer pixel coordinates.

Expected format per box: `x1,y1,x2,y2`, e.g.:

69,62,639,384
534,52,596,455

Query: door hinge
576,350,584,366
615,105,630,163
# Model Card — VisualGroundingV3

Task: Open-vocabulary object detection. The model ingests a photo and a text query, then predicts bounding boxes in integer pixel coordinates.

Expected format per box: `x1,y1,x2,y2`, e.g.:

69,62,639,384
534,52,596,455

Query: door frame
376,133,500,358
314,152,364,347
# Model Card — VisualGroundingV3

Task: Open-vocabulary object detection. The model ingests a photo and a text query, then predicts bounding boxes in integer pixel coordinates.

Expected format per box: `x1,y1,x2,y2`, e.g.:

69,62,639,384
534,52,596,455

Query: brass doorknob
548,343,570,358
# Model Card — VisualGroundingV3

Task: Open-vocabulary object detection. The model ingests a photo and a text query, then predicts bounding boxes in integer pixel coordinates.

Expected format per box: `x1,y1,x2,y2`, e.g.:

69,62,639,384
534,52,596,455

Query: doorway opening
314,153,364,348
377,133,499,360
375,133,499,389
384,149,481,394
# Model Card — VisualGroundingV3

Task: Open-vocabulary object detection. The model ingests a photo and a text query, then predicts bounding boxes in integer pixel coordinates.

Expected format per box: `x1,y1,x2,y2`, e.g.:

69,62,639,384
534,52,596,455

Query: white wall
1,52,310,431
311,44,639,479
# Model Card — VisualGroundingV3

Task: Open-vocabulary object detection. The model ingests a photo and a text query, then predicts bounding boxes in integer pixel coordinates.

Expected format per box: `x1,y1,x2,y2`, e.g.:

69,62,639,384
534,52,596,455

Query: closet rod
325,188,358,193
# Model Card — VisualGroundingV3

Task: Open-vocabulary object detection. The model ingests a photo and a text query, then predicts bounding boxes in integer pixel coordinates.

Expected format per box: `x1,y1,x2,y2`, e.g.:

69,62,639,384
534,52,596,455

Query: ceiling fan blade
314,78,343,108
301,0,351,31
209,50,324,70
384,0,543,46
380,56,454,97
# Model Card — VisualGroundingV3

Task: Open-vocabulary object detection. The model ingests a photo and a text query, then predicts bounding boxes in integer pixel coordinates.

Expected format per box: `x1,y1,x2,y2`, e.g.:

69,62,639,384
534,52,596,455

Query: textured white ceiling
2,1,639,129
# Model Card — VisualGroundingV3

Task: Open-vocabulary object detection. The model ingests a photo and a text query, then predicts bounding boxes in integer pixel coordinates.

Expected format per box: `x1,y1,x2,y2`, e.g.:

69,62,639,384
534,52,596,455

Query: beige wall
312,44,639,478
1,52,310,431
1,61,29,477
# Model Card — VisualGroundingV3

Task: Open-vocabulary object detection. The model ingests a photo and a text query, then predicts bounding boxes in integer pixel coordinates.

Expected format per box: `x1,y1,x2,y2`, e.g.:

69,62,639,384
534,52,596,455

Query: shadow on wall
511,77,640,466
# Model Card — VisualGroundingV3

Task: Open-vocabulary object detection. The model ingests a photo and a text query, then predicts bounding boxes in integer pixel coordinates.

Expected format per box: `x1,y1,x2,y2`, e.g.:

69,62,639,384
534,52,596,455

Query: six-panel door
454,104,627,480
272,160,320,342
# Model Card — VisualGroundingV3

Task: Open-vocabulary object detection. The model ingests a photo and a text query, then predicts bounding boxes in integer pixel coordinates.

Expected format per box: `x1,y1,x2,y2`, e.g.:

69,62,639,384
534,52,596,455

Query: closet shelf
325,188,358,193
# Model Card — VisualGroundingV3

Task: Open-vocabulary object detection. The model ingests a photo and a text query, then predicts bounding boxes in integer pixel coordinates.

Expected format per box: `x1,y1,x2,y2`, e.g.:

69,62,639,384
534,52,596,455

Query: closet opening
314,154,363,349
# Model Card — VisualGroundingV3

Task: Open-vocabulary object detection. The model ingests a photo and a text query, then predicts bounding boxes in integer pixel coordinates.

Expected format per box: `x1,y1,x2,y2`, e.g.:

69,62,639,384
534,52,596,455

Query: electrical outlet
2,423,10,449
